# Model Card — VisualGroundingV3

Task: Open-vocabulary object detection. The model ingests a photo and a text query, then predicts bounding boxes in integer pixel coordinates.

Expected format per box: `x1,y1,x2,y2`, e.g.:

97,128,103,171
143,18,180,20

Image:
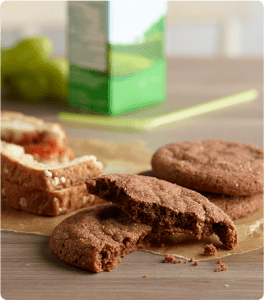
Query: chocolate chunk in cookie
49,204,152,273
151,140,263,196
86,174,238,249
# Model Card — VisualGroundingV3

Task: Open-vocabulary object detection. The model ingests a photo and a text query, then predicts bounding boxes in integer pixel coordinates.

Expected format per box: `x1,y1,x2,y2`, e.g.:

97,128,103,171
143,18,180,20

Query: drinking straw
59,89,259,132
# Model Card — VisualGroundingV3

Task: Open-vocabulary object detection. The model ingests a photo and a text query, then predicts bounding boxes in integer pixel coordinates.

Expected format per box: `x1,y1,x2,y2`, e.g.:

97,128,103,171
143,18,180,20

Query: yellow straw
59,89,259,132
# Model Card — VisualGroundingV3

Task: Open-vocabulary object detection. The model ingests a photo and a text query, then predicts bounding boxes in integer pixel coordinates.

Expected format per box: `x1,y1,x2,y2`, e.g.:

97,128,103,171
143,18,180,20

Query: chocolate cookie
49,204,152,273
138,170,263,220
151,140,263,196
86,174,238,249
202,192,263,221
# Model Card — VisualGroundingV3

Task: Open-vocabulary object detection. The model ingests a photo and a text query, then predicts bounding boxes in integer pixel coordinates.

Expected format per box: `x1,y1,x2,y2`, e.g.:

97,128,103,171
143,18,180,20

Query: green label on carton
68,1,167,115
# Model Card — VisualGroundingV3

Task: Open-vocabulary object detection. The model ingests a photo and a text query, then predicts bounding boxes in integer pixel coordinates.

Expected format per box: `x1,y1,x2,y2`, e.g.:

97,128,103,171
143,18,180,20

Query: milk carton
68,1,167,115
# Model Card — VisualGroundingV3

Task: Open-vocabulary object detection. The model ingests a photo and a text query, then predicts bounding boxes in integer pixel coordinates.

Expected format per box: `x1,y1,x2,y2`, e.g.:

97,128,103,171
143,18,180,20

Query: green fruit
109,52,154,76
48,57,69,78
1,36,52,86
11,35,53,62
13,70,50,101
1,35,53,75
42,58,69,100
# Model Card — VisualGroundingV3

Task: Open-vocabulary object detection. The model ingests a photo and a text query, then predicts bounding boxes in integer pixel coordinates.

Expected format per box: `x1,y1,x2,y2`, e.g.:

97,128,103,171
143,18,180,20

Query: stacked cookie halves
1,141,104,216
50,173,239,273
49,140,262,273
151,140,263,221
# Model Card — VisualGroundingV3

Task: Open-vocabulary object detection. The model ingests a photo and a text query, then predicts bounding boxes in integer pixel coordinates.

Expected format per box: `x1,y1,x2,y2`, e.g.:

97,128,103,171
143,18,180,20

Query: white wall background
1,1,263,57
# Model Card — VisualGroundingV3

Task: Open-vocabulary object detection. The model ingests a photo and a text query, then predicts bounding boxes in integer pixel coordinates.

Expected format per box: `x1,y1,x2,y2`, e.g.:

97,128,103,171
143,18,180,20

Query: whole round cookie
86,174,238,249
202,192,263,221
49,204,152,273
151,140,263,196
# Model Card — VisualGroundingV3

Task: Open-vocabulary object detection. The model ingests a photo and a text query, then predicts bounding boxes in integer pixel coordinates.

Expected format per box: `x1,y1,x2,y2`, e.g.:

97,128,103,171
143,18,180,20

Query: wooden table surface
1,57,263,300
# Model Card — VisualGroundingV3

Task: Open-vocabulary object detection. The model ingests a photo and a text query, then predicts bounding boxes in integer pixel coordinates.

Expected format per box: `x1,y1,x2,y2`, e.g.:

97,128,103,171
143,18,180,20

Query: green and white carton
68,1,167,115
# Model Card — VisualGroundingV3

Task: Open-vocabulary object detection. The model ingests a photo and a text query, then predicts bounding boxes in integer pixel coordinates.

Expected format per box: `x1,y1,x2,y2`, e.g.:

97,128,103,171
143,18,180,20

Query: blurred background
1,1,263,123
0,0,264,144
1,1,263,58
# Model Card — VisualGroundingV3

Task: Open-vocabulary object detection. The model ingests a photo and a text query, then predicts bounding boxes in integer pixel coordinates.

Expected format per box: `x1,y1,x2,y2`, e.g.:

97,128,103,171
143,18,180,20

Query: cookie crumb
217,259,221,264
204,244,217,256
224,285,229,287
164,254,176,263
173,259,182,264
190,257,195,262
194,261,199,266
143,275,148,278
164,254,183,264
184,261,188,264
215,263,228,272
191,269,194,271
154,263,157,265
127,263,129,265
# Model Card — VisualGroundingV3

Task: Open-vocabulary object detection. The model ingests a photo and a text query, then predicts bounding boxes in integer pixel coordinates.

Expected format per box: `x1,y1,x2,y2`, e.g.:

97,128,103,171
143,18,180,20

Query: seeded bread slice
1,110,67,146
1,141,103,192
86,174,238,249
1,178,104,216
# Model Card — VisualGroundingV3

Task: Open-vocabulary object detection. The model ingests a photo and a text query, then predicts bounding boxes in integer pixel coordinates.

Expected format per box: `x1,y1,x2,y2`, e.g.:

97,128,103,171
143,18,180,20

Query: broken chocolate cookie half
49,203,152,273
86,174,238,250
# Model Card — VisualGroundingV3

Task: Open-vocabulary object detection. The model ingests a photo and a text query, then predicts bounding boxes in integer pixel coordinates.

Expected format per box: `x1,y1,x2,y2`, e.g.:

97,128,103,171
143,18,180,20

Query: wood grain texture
1,231,263,300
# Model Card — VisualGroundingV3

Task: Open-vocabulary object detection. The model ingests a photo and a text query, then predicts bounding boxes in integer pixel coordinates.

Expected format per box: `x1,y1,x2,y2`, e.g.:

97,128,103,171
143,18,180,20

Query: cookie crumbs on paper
204,244,217,256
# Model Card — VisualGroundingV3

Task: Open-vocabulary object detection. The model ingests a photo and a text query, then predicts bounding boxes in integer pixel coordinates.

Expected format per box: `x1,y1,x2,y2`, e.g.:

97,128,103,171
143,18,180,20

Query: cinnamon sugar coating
86,174,238,249
49,204,152,273
151,140,263,196
203,192,263,220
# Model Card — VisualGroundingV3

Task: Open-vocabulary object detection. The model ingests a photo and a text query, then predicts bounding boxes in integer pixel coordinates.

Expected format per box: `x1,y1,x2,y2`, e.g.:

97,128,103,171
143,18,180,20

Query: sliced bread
1,110,67,146
2,178,105,216
1,141,103,192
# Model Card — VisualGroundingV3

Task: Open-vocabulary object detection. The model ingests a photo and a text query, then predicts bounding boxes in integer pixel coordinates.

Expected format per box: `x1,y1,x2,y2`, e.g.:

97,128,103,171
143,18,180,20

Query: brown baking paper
1,138,263,260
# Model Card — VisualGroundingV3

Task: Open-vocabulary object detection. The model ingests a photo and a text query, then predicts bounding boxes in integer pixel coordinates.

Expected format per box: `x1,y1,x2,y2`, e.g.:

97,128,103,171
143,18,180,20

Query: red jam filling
24,141,73,160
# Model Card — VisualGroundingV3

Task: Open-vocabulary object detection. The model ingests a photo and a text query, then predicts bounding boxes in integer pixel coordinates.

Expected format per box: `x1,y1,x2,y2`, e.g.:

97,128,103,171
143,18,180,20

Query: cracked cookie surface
86,174,238,249
151,140,263,196
49,203,152,273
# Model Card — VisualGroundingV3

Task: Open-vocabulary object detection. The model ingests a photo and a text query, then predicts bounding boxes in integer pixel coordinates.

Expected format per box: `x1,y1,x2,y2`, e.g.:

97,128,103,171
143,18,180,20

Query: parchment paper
1,138,263,260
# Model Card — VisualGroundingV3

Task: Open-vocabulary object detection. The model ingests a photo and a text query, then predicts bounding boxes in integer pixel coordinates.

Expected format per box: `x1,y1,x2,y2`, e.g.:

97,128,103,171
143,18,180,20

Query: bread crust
2,178,105,216
1,141,103,192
